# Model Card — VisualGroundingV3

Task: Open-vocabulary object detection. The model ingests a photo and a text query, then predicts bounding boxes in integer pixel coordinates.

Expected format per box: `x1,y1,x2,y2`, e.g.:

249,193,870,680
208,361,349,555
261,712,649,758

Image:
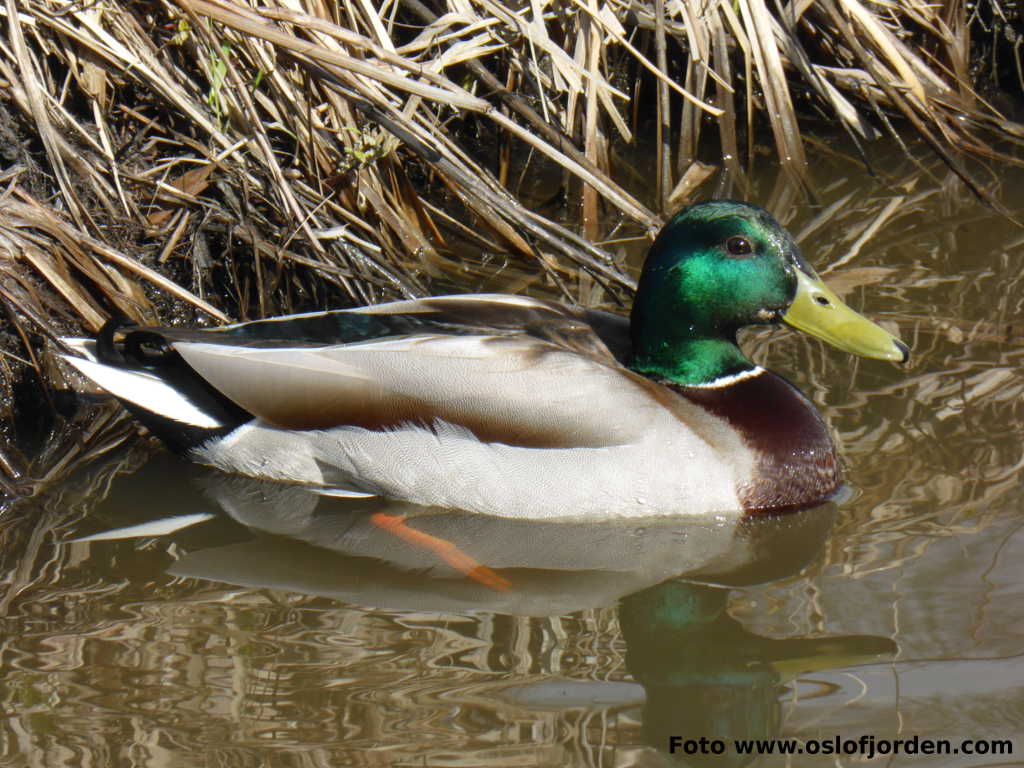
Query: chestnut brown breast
679,371,840,513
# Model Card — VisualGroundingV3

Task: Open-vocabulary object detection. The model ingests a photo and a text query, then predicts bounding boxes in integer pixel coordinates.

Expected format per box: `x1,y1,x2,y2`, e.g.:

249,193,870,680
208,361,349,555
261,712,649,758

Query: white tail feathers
61,354,224,428
60,338,100,362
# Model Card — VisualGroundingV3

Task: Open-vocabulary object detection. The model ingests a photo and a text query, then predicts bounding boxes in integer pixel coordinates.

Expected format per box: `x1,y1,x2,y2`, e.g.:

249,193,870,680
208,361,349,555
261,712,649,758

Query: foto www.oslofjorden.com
668,734,1014,759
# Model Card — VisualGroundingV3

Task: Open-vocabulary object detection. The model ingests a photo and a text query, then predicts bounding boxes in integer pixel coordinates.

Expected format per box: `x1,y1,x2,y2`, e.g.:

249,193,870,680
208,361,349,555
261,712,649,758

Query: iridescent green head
629,201,908,387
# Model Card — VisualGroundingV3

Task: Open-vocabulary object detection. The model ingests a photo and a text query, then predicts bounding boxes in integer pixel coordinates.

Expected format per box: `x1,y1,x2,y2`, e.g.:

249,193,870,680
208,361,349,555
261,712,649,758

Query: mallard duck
62,201,907,519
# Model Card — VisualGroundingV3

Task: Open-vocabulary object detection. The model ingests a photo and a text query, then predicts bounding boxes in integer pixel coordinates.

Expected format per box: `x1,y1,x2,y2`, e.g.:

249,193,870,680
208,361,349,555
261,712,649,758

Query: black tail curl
97,318,176,368
93,317,252,453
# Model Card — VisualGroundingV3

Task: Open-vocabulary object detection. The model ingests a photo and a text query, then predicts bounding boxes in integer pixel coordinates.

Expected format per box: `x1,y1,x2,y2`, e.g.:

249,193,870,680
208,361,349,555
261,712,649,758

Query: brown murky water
2,144,1023,766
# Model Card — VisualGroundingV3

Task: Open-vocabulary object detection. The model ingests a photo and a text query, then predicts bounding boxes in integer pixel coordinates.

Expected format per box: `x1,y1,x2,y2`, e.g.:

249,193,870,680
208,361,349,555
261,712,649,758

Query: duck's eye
725,236,753,256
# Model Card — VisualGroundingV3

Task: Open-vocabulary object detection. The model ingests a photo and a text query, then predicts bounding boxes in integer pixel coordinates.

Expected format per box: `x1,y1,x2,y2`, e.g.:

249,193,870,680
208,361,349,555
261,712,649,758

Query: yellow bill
783,270,908,363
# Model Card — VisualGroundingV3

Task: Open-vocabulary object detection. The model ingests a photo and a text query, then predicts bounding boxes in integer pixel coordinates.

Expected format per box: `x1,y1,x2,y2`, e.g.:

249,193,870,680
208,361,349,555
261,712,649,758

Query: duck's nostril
814,295,830,306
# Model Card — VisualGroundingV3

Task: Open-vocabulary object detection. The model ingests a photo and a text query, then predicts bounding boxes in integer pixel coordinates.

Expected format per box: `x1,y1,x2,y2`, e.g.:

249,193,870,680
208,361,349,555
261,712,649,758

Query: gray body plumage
63,296,756,520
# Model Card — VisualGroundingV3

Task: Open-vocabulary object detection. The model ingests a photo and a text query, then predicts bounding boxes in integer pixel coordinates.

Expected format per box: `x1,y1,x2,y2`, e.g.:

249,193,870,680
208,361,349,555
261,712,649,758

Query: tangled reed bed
0,0,1022,489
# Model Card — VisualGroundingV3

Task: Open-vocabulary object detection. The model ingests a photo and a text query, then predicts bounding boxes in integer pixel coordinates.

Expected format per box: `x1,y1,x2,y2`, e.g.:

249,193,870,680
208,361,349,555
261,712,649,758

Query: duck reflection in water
75,462,896,765
622,581,893,767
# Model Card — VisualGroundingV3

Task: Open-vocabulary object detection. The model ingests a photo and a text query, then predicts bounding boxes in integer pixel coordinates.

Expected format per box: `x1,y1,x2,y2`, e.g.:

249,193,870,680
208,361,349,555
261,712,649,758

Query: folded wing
173,332,661,449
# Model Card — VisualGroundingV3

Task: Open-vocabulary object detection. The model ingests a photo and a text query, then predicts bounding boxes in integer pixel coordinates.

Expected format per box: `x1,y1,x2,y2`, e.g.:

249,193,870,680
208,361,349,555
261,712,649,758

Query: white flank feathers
194,415,751,520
